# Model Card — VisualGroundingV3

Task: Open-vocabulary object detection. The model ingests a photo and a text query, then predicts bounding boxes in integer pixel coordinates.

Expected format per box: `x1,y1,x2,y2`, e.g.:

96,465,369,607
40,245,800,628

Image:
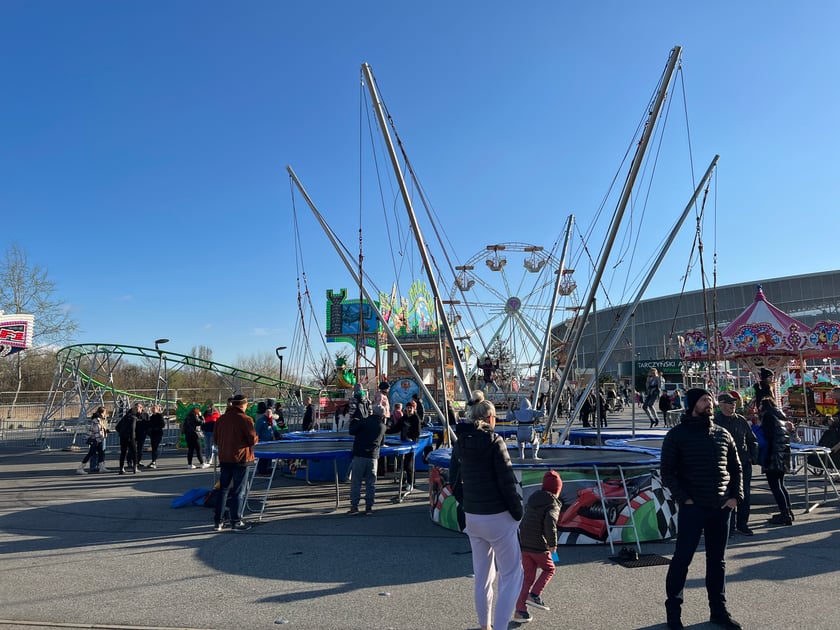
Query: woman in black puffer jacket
760,397,793,525
450,392,523,630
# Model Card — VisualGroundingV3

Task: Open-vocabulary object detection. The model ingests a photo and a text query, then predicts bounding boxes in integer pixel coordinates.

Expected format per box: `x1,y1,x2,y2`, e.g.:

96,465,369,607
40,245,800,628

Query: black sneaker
512,610,532,624
736,526,754,536
526,593,550,610
231,521,252,531
346,507,360,515
769,513,792,525
710,613,742,629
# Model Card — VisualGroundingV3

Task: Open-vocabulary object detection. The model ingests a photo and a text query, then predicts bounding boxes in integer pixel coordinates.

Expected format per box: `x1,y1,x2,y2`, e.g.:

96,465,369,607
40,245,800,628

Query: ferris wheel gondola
447,241,579,393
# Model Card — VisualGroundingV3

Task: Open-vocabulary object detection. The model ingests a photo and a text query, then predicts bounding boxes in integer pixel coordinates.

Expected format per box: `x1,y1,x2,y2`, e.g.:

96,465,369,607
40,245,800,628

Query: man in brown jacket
213,395,257,531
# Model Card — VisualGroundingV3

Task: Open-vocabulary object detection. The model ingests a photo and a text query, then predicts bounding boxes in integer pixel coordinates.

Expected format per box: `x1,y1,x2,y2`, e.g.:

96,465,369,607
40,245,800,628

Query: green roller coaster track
35,343,319,448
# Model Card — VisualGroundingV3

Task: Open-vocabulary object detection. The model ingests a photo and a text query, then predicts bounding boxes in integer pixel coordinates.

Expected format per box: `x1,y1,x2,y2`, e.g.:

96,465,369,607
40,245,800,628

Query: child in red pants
514,470,562,622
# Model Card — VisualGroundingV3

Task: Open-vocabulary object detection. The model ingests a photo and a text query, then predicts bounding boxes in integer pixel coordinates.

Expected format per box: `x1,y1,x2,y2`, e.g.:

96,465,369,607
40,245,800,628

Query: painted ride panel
427,444,677,545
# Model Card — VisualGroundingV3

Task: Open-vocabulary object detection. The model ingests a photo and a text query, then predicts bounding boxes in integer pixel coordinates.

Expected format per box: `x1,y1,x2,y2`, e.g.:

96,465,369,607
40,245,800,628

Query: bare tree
233,351,283,399
181,345,216,390
0,244,78,416
308,352,337,390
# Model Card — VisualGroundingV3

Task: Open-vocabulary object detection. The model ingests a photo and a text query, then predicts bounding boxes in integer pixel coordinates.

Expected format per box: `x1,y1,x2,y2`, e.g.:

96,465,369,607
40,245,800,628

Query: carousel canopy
680,285,823,372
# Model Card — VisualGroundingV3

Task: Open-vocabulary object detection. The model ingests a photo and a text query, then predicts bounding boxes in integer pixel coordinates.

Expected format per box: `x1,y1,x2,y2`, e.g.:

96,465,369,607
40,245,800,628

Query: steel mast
361,63,472,401
545,45,683,434
286,166,448,424
558,155,720,442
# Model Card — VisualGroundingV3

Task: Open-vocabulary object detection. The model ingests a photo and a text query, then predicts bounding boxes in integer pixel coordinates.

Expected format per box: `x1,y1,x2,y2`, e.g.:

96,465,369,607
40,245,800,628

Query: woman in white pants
451,392,523,630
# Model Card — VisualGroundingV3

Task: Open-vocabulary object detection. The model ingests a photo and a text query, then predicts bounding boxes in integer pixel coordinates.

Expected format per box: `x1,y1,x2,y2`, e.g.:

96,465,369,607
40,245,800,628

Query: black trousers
665,503,731,617
148,429,163,463
765,469,791,515
119,435,137,470
734,463,753,529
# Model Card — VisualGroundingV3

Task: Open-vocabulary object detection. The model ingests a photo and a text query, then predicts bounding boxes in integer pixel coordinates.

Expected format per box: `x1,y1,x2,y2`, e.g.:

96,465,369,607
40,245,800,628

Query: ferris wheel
445,241,579,385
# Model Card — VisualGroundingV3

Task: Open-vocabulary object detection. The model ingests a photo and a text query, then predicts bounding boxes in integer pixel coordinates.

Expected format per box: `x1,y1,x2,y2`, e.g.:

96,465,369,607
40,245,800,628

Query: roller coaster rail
35,343,317,451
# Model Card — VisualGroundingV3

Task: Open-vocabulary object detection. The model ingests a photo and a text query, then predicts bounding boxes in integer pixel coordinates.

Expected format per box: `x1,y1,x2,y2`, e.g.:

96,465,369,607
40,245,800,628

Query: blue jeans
203,430,214,462
349,456,378,510
479,380,501,393
214,463,249,525
665,502,731,617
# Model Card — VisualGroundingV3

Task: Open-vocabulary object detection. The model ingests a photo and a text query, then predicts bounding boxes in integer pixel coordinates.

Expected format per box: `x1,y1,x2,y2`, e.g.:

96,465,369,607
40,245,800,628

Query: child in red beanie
514,470,562,622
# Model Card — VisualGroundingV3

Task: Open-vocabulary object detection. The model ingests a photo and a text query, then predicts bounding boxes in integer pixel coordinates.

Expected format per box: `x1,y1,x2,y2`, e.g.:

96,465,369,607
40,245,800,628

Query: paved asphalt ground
1,407,839,630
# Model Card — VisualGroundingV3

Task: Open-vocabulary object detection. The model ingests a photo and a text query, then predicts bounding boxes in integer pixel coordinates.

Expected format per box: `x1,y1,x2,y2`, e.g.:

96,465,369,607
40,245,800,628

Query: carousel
680,285,840,420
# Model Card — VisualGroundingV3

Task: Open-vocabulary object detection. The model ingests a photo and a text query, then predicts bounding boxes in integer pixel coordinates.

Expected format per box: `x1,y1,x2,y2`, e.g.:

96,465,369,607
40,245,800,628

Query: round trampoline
428,444,675,547
254,439,414,481
604,437,664,453
253,439,416,511
283,430,352,440
281,430,435,472
567,427,669,446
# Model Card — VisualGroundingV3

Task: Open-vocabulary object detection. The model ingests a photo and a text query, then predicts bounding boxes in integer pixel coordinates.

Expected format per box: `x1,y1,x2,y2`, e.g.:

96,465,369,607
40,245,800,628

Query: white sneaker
148,462,157,469
200,463,210,469
98,464,110,472
76,464,88,475
187,464,196,469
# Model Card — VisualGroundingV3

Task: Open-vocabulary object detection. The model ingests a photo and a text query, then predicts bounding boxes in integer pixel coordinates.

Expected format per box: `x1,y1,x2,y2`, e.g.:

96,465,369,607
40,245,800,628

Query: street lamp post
275,346,288,382
153,338,170,415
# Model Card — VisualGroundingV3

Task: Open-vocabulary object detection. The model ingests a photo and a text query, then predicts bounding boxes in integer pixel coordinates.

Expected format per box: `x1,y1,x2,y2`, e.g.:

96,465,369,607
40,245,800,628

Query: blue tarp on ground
170,487,210,508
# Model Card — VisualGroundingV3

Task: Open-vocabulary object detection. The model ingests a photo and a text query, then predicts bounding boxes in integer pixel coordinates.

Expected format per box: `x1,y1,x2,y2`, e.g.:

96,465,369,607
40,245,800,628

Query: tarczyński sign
636,359,682,371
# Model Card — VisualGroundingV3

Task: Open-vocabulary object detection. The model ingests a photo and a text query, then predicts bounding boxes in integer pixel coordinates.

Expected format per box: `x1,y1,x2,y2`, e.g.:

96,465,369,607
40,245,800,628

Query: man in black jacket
116,402,143,475
660,388,743,630
301,396,315,432
347,403,387,515
714,392,758,536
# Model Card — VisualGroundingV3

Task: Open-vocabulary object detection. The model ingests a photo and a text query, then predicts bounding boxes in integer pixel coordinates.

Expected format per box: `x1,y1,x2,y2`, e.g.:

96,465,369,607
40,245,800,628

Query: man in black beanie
660,388,743,630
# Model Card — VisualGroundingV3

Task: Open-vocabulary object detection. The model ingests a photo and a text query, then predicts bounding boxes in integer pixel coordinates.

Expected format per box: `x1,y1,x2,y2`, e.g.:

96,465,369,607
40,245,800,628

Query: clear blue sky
2,1,838,372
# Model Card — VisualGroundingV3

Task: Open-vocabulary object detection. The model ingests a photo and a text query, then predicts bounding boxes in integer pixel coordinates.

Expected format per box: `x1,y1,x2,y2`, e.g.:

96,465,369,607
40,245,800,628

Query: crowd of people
69,366,840,630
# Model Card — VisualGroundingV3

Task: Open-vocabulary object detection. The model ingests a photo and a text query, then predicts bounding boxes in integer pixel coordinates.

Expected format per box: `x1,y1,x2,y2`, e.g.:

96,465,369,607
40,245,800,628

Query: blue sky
2,2,839,375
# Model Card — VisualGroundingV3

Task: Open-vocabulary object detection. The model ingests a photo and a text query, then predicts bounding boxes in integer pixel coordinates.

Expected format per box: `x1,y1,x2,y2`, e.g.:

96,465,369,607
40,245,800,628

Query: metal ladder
592,464,642,556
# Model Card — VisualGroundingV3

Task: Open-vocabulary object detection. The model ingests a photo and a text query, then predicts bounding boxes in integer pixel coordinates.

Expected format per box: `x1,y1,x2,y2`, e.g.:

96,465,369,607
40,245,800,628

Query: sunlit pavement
0,432,838,630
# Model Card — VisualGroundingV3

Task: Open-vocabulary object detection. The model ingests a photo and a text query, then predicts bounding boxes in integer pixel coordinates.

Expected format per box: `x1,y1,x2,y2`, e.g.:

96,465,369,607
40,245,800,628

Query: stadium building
552,270,840,389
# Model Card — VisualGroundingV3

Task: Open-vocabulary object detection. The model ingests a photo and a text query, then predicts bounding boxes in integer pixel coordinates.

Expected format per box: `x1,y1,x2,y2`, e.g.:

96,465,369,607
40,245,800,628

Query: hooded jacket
519,489,560,552
349,413,387,459
450,421,522,520
660,413,743,509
